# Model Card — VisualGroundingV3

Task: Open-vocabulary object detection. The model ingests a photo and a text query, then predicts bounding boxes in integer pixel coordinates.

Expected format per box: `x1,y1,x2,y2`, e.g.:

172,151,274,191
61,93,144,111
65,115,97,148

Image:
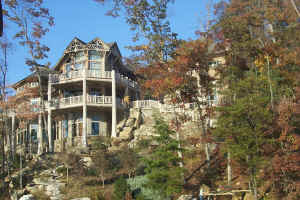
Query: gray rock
71,198,91,200
119,127,133,140
19,194,35,200
125,118,136,127
177,195,193,200
81,157,93,167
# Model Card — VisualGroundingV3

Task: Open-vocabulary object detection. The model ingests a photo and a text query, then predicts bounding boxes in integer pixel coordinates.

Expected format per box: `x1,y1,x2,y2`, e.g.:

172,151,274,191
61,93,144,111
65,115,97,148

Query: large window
31,98,39,112
74,62,83,70
89,50,101,60
89,62,101,70
75,51,85,62
91,115,100,136
89,50,103,71
63,120,68,138
91,122,99,136
31,124,38,141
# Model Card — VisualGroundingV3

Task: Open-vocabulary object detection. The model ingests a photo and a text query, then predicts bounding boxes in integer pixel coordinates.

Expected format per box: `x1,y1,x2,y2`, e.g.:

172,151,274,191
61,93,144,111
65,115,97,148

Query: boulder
125,118,136,127
244,193,255,200
19,194,35,200
177,194,193,200
119,127,133,140
81,157,93,167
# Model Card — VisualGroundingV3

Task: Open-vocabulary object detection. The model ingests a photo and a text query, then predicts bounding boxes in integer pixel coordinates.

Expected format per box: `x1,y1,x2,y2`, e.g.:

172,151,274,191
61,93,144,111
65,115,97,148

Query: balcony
116,73,139,89
87,95,112,105
51,95,83,109
50,95,125,109
49,70,112,84
49,70,139,89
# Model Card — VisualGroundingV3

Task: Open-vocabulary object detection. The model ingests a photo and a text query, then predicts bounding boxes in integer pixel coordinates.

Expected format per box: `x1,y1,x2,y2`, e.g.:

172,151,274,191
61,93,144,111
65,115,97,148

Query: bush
85,168,97,176
112,176,130,200
56,166,67,175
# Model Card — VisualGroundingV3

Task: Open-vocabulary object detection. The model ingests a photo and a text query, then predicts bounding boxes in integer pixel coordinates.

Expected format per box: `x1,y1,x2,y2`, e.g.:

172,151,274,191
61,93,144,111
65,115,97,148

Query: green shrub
112,176,130,200
86,168,97,176
56,166,67,174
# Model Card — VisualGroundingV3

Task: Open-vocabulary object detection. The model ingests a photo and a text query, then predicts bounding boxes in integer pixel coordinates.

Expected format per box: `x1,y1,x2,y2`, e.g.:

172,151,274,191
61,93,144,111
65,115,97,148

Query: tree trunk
227,151,232,185
67,167,69,185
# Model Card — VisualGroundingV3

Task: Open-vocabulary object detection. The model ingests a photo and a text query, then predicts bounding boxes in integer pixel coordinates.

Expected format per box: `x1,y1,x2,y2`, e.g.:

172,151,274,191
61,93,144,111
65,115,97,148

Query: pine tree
143,115,184,199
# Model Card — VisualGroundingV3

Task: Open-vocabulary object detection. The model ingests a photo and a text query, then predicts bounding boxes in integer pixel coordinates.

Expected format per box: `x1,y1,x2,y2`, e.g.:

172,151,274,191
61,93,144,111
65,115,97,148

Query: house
10,37,139,154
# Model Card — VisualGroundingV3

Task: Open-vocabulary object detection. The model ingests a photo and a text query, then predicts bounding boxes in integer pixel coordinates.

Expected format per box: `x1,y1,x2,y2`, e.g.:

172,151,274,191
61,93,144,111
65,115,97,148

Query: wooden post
38,114,43,155
111,69,117,137
48,80,53,152
82,68,87,146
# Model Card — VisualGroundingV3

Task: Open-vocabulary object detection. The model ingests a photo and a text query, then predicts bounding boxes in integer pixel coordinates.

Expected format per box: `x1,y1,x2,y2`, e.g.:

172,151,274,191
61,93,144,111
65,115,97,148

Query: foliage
112,176,131,200
142,116,184,199
117,144,139,178
127,176,163,200
95,0,178,66
93,149,121,187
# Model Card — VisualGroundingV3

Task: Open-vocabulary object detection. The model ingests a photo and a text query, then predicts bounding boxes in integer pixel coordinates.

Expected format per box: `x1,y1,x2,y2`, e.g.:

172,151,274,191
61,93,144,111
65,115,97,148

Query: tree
94,0,178,65
3,0,54,152
93,149,117,188
113,176,132,200
213,73,275,200
142,115,184,199
118,144,139,179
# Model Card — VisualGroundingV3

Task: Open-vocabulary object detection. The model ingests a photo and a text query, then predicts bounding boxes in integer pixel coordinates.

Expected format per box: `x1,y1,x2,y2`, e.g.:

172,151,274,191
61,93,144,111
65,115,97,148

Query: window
75,51,85,62
91,115,100,136
74,62,83,70
31,98,39,112
63,120,68,138
31,124,38,141
91,122,99,136
30,82,38,88
65,64,72,72
89,50,101,60
90,89,101,96
89,62,101,70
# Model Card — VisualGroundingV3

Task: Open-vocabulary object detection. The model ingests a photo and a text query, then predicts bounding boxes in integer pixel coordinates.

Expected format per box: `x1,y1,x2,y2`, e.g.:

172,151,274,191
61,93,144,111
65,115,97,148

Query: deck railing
52,95,83,108
87,70,111,79
49,69,139,89
87,95,112,104
115,73,139,89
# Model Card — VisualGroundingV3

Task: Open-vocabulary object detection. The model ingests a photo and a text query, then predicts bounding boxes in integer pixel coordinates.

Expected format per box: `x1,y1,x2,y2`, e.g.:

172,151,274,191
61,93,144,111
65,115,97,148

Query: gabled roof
53,37,121,71
11,67,54,89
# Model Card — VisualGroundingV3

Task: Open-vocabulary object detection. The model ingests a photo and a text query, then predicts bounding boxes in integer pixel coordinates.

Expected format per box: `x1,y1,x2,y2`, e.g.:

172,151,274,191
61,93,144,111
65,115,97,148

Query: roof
11,67,55,89
52,37,119,71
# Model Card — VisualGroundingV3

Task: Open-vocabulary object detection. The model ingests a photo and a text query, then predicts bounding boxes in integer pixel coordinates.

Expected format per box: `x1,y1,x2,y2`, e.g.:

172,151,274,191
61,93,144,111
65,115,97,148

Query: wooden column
11,115,16,155
82,68,87,146
37,114,43,155
111,69,117,137
48,80,53,152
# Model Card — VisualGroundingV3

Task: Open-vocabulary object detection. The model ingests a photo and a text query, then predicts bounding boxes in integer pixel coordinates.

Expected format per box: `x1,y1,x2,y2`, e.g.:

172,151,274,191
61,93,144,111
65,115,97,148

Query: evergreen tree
113,176,131,200
213,72,275,199
142,115,184,199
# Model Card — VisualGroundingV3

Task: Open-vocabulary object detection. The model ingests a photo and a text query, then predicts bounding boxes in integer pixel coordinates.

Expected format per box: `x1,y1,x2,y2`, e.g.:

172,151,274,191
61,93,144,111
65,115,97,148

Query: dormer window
88,50,103,71
89,50,101,60
75,51,85,62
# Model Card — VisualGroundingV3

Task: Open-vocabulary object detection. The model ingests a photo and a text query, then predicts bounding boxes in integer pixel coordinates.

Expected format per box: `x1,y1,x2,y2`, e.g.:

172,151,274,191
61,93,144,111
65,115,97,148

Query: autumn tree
94,0,178,67
3,0,54,152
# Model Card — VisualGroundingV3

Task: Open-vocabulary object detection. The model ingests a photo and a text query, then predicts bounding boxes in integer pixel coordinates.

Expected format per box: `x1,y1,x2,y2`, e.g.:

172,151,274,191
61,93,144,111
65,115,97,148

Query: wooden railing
132,100,160,109
52,96,83,108
87,95,112,104
116,73,139,89
87,70,111,79
49,69,139,89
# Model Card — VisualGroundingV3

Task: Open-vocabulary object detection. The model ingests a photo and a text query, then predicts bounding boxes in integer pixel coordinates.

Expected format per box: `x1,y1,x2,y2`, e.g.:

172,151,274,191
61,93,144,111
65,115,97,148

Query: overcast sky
5,0,211,85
